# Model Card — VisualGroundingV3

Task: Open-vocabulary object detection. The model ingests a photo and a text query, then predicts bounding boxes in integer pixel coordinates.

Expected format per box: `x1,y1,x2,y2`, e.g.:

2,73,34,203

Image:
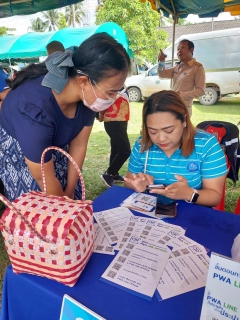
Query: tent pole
71,5,76,27
9,58,13,79
170,14,177,88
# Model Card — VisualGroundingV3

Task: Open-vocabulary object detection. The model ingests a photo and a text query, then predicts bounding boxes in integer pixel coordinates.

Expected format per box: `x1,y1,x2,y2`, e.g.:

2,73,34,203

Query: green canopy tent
0,0,84,18
0,22,133,60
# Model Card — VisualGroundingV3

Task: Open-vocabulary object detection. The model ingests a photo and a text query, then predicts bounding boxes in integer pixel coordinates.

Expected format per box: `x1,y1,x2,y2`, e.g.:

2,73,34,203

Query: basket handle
0,194,54,243
41,146,86,201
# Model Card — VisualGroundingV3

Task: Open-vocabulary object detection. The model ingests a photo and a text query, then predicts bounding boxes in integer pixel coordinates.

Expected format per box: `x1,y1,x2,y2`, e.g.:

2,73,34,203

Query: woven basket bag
0,146,94,287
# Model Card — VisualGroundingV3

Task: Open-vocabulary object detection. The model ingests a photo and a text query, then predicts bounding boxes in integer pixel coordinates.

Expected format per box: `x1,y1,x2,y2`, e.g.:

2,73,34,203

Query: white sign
59,294,105,320
200,252,240,320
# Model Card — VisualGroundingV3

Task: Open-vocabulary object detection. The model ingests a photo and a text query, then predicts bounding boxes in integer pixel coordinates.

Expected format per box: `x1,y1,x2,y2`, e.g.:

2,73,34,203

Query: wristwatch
190,189,199,203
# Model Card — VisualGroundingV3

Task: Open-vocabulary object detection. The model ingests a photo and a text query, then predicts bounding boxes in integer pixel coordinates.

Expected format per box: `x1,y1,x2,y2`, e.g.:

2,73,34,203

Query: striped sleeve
128,138,145,174
200,134,228,179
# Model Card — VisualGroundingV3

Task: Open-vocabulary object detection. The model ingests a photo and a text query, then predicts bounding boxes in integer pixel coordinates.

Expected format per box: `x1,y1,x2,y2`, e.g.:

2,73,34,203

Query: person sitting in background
99,89,131,187
46,40,65,55
124,90,227,207
0,32,131,202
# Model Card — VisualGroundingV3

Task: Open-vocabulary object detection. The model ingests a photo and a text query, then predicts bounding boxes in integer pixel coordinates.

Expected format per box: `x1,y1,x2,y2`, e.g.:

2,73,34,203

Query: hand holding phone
146,184,166,191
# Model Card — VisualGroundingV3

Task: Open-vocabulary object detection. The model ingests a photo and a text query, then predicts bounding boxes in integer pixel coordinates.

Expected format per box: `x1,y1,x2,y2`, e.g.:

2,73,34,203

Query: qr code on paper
163,235,171,241
181,248,190,255
117,256,126,263
172,250,181,257
122,250,130,256
95,245,104,251
126,244,134,249
144,226,151,231
113,263,122,271
107,271,117,279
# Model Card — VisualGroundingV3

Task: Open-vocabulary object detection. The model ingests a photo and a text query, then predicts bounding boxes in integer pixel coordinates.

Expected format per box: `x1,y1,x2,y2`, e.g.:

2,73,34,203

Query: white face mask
82,82,115,112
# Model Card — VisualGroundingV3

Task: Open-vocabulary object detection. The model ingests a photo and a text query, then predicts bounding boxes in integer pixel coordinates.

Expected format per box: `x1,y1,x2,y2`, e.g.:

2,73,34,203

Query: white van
164,28,240,105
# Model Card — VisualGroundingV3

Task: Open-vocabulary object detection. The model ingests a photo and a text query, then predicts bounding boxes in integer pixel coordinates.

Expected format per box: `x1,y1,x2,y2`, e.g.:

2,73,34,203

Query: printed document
93,224,115,255
157,251,209,300
101,236,171,300
120,192,157,217
94,207,133,245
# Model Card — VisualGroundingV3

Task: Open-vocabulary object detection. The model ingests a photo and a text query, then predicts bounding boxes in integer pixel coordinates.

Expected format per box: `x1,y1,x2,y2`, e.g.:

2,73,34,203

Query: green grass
0,96,240,295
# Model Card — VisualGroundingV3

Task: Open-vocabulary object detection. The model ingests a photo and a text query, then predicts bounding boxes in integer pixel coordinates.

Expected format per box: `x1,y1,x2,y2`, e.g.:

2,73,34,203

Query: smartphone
155,202,177,219
146,184,166,191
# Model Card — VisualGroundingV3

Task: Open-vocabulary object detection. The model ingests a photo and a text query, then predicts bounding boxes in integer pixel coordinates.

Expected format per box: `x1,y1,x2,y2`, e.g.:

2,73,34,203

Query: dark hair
141,90,196,157
46,40,65,54
179,39,194,51
7,32,131,90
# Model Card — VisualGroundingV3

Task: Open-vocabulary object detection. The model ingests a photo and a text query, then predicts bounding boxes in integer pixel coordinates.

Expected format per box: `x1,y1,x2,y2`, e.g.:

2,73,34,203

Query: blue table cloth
1,186,240,320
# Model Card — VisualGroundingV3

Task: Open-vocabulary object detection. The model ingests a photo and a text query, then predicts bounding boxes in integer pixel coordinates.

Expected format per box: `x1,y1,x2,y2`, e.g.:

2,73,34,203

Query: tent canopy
143,0,240,18
0,0,84,18
0,22,133,60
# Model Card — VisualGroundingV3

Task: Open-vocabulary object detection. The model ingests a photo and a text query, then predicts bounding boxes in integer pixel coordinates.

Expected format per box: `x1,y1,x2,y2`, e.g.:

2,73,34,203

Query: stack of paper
92,205,210,301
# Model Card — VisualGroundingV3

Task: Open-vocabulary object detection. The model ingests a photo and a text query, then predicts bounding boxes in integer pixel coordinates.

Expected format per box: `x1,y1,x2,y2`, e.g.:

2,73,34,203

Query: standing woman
0,33,131,202
124,90,227,207
100,90,131,187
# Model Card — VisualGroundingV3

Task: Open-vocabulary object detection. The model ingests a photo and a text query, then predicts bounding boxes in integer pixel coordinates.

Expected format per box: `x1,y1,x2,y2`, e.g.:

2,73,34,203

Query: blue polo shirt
128,130,227,204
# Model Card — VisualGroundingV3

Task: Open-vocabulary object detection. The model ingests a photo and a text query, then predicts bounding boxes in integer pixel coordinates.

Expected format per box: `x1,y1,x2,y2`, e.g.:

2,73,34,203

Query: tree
29,17,49,32
65,3,86,27
96,0,169,64
42,10,60,31
58,13,68,30
0,26,16,36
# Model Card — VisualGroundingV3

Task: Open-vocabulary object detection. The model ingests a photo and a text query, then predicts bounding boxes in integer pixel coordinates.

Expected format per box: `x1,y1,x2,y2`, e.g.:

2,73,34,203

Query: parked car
125,63,171,102
126,60,240,105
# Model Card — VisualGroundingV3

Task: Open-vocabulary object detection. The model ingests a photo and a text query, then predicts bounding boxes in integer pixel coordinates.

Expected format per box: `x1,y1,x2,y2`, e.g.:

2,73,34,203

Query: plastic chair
234,197,240,215
196,122,230,211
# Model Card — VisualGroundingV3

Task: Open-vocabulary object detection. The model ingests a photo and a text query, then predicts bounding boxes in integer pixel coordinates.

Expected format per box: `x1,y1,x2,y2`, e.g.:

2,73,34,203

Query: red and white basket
0,146,94,287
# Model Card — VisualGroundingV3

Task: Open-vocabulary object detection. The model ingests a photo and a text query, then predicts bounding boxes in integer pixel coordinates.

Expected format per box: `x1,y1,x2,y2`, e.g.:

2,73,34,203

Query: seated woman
124,90,227,207
0,32,131,202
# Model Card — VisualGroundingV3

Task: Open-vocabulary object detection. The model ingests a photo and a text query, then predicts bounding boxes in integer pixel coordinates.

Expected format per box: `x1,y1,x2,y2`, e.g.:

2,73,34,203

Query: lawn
0,96,240,297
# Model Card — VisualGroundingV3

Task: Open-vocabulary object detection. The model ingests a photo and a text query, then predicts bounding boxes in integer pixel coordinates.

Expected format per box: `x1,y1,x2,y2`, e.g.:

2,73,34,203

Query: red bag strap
0,194,53,243
41,146,86,201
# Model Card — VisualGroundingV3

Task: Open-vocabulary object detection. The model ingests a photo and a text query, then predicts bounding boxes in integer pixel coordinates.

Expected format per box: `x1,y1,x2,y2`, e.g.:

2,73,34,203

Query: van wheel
128,87,141,102
199,88,218,106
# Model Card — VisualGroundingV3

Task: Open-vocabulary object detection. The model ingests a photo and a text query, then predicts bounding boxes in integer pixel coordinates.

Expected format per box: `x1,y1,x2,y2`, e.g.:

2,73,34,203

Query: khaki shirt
158,58,206,108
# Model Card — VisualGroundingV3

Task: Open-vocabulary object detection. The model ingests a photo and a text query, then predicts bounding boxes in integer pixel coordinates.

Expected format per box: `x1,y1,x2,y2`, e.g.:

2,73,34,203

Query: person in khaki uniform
158,39,205,117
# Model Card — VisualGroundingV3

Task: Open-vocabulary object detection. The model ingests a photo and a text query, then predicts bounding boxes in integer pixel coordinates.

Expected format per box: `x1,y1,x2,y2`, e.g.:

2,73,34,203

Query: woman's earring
184,124,187,128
